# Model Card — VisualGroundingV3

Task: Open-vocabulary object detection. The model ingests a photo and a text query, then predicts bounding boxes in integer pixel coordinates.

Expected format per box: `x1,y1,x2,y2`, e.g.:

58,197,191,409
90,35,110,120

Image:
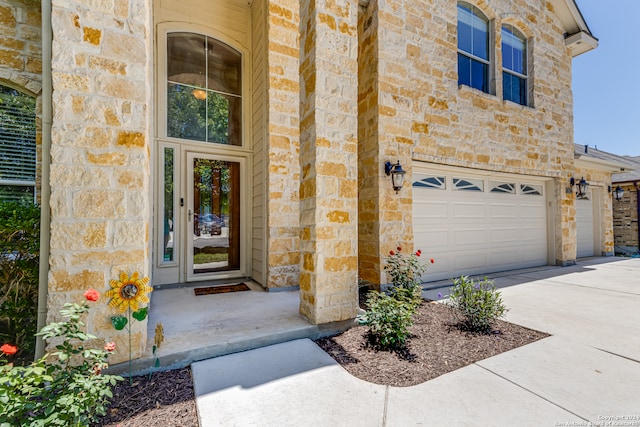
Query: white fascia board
575,157,634,173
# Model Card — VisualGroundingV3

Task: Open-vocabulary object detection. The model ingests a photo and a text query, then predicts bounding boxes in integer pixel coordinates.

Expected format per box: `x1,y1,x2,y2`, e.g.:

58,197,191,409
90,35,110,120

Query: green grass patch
193,253,228,264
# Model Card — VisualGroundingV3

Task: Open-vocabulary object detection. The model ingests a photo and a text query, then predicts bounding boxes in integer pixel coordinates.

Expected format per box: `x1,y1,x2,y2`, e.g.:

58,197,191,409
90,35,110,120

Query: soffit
549,0,598,56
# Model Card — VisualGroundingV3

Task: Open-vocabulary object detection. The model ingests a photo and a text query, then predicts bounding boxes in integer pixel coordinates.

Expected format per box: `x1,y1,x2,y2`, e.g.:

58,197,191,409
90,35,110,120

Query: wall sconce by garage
570,177,589,198
613,185,624,202
385,160,406,194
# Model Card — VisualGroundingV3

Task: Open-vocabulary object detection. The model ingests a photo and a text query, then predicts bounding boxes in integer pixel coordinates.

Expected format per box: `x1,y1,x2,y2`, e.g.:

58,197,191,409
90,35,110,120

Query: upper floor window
502,25,527,106
166,33,242,146
0,84,36,203
457,2,490,93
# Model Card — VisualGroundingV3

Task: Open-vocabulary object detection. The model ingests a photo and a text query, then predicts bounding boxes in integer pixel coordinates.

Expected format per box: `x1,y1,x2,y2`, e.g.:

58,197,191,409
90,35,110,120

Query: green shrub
0,201,40,362
358,287,420,349
447,276,507,333
358,247,431,349
0,293,122,427
384,246,428,291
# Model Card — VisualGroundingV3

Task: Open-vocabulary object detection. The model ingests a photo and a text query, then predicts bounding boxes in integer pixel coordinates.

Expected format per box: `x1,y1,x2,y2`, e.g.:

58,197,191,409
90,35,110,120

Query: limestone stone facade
46,0,152,363
6,0,625,363
0,0,40,91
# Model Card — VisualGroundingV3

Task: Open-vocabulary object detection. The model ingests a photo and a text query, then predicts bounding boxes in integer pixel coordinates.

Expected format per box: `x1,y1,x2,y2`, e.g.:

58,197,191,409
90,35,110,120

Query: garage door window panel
520,184,542,195
490,181,515,194
413,176,446,189
453,177,484,192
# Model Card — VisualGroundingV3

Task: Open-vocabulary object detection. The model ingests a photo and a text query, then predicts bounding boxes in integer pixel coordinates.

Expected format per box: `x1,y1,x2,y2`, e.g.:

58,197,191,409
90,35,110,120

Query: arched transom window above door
166,33,242,146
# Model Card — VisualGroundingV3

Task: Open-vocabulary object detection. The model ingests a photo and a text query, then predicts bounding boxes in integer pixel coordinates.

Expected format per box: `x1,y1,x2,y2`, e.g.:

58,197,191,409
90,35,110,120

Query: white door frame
185,150,249,282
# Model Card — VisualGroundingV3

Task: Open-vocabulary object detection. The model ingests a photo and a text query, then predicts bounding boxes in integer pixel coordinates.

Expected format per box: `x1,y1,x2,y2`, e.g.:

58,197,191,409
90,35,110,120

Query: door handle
188,209,192,222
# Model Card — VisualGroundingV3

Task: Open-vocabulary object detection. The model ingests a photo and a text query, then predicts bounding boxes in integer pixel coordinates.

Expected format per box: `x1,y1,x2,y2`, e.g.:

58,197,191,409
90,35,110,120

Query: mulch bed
315,300,549,387
95,298,548,425
95,367,198,427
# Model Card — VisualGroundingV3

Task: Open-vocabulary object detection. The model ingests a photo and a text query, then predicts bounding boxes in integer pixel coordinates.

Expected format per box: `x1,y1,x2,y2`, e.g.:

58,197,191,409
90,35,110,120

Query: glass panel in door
189,157,241,276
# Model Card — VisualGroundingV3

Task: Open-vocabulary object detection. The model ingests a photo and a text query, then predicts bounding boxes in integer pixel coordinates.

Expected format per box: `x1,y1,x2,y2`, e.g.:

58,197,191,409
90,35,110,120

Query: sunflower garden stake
106,272,153,385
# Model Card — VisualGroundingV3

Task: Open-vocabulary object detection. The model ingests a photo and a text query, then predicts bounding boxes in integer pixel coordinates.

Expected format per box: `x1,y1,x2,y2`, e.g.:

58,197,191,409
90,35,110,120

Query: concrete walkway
192,258,640,426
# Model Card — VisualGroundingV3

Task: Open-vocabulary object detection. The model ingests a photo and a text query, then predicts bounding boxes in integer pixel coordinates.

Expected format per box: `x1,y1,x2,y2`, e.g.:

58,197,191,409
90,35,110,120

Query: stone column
48,0,151,363
555,176,577,266
299,0,358,323
357,1,417,287
265,0,302,289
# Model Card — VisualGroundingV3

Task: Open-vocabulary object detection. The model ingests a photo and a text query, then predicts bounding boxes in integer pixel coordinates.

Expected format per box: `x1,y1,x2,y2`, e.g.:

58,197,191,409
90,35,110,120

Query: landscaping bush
0,290,122,427
0,201,40,363
359,287,419,349
447,276,507,333
358,247,430,349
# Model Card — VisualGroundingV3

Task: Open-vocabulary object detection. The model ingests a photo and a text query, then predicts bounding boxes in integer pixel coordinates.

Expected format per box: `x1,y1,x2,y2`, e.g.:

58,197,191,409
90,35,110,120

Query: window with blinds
0,85,36,203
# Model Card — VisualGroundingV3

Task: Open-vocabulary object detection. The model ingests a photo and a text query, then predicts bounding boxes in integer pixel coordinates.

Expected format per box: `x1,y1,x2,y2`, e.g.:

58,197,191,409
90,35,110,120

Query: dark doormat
194,283,250,296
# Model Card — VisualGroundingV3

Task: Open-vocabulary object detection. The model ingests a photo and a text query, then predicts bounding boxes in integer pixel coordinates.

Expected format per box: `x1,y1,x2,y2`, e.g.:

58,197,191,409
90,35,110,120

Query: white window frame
457,1,493,94
156,23,251,152
501,24,529,106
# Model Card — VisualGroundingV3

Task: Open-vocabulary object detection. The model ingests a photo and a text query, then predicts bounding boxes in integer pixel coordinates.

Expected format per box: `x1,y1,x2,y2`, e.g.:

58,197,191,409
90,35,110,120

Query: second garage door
576,196,595,258
413,166,550,282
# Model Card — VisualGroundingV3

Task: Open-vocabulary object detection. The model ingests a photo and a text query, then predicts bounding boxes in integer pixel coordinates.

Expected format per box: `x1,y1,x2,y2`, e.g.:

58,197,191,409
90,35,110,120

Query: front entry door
186,152,242,281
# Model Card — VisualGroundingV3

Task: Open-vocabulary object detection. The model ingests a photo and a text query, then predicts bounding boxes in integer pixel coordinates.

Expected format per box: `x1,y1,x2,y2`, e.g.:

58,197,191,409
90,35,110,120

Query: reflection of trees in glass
167,84,234,144
163,148,174,261
167,84,206,141
207,92,229,144
0,85,36,203
194,159,230,217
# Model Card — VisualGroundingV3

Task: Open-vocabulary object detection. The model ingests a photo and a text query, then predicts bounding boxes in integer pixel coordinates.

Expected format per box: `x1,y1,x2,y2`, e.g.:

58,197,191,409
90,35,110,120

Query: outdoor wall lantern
385,160,406,194
614,185,624,202
577,177,588,198
570,177,589,198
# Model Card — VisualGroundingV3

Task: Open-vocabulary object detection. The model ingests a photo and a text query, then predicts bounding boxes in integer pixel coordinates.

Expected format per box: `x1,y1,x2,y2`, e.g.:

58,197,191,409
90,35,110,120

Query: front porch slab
108,283,356,376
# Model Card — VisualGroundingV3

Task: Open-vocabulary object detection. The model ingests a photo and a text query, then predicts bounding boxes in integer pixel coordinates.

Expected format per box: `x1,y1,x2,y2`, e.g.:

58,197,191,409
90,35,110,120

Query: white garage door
413,167,549,282
576,196,595,258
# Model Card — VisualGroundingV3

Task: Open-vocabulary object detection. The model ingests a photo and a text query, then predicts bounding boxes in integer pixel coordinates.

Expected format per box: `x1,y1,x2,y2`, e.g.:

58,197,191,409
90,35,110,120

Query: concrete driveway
193,257,640,426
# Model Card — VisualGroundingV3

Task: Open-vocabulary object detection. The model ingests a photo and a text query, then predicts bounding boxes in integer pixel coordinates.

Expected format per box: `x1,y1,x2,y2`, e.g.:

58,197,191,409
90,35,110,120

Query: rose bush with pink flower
84,288,100,302
0,289,122,425
1,343,18,356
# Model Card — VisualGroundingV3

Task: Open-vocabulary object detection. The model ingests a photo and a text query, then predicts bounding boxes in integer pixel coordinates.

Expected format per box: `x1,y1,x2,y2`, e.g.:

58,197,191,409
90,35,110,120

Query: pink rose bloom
104,342,116,352
84,288,100,302
1,343,18,355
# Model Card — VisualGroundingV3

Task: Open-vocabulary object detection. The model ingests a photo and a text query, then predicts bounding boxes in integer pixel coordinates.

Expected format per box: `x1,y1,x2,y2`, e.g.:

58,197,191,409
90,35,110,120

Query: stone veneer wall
48,0,151,364
0,0,42,201
299,0,359,323
357,0,384,286
357,0,579,283
613,183,639,250
265,0,302,289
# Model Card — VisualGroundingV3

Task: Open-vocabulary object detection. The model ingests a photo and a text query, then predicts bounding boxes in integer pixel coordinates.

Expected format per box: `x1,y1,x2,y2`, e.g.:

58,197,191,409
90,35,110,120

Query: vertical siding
156,0,250,47
251,0,267,285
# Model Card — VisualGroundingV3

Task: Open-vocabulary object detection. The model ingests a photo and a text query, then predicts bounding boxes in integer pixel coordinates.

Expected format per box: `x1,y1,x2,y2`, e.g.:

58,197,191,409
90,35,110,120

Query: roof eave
565,31,598,57
550,0,599,57
575,156,634,173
